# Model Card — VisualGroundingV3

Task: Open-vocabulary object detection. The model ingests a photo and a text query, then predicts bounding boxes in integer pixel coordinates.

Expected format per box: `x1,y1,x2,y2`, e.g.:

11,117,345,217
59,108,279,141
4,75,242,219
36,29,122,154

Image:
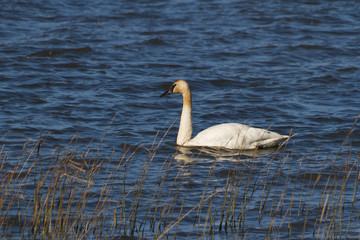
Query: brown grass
0,118,359,239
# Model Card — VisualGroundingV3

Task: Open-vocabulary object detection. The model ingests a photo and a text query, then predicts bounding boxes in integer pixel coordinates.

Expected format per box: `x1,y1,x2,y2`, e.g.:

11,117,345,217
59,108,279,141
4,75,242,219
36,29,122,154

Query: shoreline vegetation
0,118,359,239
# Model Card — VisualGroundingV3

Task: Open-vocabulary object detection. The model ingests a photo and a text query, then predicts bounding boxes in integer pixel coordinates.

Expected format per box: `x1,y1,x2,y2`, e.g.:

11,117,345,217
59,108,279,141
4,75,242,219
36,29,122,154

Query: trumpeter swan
161,80,289,150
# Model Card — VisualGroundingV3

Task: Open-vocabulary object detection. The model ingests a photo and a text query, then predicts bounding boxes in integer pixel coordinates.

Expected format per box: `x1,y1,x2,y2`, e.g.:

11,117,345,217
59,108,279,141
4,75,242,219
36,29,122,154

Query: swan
160,80,289,150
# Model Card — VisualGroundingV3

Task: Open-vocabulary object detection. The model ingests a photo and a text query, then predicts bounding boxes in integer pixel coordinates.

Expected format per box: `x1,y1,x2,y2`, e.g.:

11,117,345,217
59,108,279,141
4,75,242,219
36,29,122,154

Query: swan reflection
173,145,279,163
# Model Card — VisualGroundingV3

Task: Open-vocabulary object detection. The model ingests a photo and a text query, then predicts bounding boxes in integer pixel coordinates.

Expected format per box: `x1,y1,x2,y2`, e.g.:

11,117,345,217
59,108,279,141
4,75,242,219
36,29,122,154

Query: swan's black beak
160,84,175,97
160,90,172,97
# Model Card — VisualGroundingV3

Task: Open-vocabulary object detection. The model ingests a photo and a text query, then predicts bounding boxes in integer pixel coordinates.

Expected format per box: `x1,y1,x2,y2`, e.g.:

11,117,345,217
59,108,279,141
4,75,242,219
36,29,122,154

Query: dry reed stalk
0,118,359,239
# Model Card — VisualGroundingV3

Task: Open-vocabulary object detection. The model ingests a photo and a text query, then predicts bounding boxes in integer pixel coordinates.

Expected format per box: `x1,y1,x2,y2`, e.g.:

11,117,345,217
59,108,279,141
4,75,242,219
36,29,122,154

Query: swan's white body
161,80,288,150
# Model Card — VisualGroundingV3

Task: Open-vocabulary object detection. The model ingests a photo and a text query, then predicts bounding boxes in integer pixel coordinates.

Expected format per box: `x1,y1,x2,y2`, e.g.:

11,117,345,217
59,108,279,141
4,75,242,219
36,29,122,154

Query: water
1,0,359,239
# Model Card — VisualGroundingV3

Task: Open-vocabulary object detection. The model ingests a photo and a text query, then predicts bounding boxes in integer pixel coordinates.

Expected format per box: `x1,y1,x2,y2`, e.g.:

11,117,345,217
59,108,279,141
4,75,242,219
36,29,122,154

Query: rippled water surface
1,0,359,239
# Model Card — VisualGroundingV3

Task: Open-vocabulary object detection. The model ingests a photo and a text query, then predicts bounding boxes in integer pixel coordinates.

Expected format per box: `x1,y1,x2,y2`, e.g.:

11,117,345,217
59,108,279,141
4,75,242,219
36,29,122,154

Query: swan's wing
186,123,288,150
233,124,288,148
186,123,246,148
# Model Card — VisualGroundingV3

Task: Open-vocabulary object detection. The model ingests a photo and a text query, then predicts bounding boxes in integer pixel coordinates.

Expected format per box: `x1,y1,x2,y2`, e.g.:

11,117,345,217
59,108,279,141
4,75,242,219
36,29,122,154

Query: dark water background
1,0,359,239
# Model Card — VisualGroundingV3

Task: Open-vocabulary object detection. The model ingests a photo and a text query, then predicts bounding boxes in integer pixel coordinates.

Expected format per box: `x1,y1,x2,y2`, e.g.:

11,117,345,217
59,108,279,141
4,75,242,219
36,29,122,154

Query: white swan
160,79,289,150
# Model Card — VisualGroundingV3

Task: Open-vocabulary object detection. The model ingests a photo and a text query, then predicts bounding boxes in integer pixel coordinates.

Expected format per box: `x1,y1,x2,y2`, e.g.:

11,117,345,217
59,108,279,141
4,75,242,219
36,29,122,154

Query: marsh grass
0,118,359,239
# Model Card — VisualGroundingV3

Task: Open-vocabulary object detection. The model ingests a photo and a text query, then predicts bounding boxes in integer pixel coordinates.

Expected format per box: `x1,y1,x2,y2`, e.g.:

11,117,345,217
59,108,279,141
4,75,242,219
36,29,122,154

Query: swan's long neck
177,90,192,145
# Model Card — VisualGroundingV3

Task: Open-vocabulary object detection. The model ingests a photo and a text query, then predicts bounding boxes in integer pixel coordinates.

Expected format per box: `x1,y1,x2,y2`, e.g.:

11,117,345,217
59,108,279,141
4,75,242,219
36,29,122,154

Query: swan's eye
171,84,176,91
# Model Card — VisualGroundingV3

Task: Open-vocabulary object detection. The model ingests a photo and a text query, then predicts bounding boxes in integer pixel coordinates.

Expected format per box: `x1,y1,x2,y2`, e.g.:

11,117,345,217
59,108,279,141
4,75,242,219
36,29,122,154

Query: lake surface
1,0,359,239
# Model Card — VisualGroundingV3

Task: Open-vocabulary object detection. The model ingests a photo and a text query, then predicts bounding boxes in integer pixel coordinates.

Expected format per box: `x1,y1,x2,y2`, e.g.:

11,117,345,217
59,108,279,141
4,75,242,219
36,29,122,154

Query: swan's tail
252,134,292,149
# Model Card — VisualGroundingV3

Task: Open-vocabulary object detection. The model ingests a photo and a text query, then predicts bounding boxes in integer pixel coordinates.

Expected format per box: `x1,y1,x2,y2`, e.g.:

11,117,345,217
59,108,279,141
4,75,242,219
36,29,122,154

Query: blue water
1,0,359,239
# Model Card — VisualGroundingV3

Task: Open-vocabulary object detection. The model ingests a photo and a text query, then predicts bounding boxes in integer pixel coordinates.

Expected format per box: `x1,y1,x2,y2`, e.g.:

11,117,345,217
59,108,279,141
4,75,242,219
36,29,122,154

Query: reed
0,118,359,239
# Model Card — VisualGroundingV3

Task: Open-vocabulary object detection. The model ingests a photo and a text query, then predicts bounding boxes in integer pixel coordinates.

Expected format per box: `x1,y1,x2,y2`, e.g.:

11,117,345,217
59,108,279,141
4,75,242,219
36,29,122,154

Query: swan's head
160,79,190,97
